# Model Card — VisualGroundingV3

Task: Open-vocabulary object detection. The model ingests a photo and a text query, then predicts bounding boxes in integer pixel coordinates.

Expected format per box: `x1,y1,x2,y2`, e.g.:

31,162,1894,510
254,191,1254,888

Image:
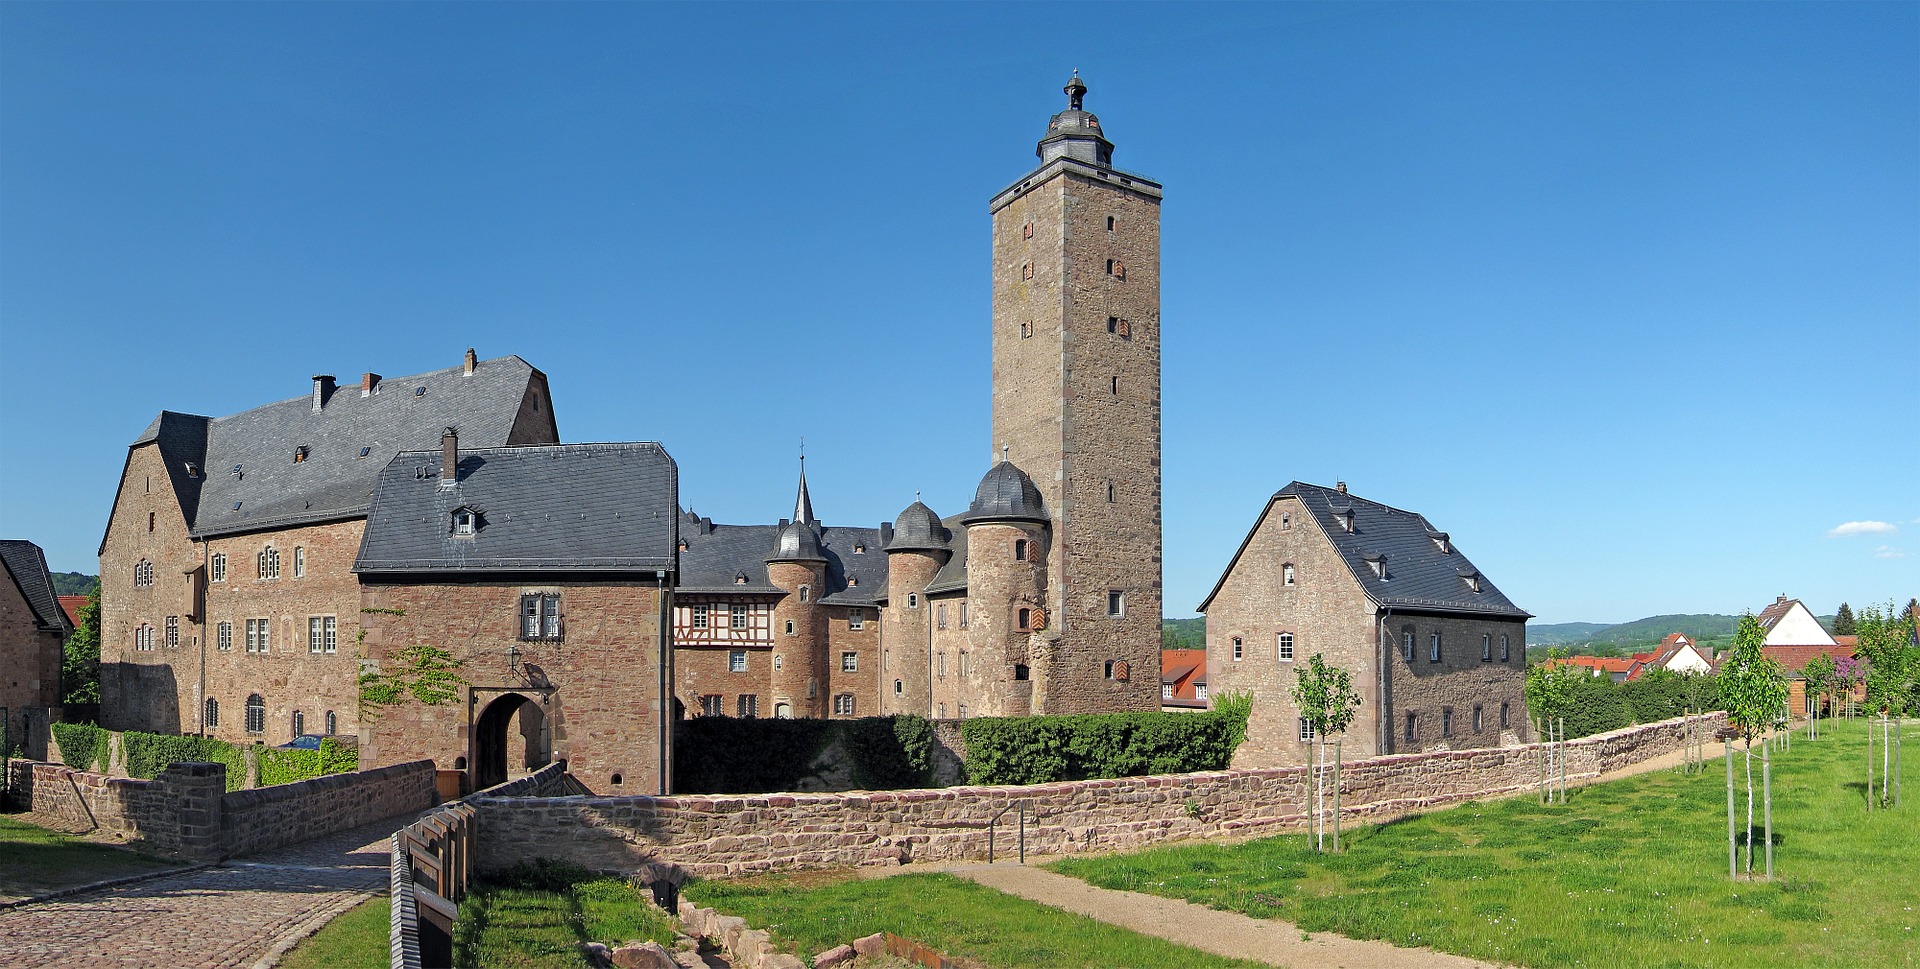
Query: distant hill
50,572,98,596
1162,617,1204,649
1526,622,1613,645
1530,611,1839,656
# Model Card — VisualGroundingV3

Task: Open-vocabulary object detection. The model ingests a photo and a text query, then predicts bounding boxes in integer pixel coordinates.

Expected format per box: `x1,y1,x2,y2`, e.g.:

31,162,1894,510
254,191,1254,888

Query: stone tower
987,73,1163,712
766,462,828,719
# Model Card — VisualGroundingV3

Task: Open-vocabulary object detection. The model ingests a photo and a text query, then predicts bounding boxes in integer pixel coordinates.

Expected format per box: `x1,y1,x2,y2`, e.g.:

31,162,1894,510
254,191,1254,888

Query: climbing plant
359,644,467,719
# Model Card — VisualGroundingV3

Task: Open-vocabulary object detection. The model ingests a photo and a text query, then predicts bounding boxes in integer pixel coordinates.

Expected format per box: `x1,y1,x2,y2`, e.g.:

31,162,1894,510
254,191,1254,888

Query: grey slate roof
924,515,971,595
1198,482,1531,619
961,462,1047,525
885,500,950,553
353,443,677,574
124,356,547,541
0,540,73,634
677,512,889,607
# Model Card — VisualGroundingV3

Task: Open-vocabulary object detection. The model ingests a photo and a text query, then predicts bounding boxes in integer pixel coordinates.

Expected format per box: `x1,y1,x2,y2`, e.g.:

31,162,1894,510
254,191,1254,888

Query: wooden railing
390,802,475,969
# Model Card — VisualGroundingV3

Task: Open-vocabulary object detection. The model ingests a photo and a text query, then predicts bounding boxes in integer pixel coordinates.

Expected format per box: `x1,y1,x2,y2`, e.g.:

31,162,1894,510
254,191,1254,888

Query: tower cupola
962,461,1048,525
886,498,950,553
1037,70,1114,168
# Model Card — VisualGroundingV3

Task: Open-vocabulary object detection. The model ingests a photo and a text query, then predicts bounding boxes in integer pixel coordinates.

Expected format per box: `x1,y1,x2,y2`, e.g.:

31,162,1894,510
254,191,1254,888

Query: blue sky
1,2,1914,625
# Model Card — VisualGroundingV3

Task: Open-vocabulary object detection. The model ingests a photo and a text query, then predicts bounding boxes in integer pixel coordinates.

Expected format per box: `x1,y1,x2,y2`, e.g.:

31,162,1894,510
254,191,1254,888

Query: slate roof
354,443,677,574
1198,482,1531,619
116,356,547,544
1756,597,1800,631
961,462,1047,525
0,540,73,634
676,512,890,607
924,515,972,595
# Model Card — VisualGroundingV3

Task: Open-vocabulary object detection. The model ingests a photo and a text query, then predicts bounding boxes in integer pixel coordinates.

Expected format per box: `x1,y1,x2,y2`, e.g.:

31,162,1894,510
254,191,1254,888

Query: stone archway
472,691,550,791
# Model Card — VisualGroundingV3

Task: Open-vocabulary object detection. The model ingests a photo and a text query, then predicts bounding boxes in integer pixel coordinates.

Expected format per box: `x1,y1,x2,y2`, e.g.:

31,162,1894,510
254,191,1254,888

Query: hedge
960,705,1250,786
122,731,249,792
51,722,107,772
257,738,358,787
673,715,934,794
1554,671,1724,740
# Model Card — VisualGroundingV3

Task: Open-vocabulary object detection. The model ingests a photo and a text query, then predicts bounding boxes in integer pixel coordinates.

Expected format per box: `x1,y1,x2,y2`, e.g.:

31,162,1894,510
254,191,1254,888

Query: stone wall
222,760,438,858
473,713,1722,877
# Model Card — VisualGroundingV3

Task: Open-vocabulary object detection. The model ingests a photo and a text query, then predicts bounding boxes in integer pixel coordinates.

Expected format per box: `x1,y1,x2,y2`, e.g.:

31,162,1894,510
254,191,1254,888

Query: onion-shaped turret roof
886,499,950,553
961,461,1047,525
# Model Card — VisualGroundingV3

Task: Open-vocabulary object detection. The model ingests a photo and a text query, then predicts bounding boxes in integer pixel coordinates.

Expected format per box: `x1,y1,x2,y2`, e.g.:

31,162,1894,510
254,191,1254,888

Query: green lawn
685,870,1268,968
281,895,390,969
0,813,174,902
1051,717,1920,968
454,861,678,968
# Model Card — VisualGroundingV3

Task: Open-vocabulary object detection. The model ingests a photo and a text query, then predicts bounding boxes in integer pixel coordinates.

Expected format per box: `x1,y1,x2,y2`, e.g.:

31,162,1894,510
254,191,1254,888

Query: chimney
880,522,894,546
1336,481,1347,494
441,427,458,482
463,347,477,376
361,372,381,397
311,375,336,412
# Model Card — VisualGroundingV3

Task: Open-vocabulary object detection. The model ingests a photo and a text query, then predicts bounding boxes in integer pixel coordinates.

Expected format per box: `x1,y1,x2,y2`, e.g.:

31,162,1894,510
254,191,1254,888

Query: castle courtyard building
1,540,72,758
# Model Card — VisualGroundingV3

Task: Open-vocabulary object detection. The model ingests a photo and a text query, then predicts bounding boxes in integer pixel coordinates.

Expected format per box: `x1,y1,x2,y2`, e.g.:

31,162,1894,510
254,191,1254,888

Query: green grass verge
455,861,677,968
0,813,173,902
280,895,389,969
685,870,1268,968
1050,717,1920,968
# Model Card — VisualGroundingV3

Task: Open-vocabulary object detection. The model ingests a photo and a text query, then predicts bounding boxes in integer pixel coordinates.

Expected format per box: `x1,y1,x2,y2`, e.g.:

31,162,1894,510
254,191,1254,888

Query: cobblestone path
0,818,403,969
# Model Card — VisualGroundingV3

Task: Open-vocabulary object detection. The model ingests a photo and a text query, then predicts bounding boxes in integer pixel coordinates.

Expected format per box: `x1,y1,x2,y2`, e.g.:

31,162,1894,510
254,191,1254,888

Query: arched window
258,547,280,580
1482,634,1492,662
134,560,154,588
799,584,810,603
1232,636,1244,661
324,710,336,735
204,698,219,728
1013,539,1027,561
245,695,265,734
784,620,796,636
907,593,919,609
893,679,903,696
1401,627,1416,662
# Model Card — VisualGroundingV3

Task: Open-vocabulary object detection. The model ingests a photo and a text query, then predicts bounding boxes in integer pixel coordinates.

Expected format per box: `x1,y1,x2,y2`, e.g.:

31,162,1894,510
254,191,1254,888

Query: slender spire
793,452,815,526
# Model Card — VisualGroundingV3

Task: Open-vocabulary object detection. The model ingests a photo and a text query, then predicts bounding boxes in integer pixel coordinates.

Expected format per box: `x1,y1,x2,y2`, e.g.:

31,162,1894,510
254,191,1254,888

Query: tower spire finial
792,446,815,525
1065,70,1086,111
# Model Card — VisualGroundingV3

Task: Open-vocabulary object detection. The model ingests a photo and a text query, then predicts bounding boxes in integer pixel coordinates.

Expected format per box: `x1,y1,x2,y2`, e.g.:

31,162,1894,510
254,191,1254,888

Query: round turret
962,461,1047,525
887,500,950,553
768,519,827,563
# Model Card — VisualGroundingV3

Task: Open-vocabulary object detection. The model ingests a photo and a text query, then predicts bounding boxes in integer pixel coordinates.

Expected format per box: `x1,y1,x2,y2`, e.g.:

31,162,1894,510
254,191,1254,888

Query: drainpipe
657,571,673,795
197,538,207,739
1378,606,1393,755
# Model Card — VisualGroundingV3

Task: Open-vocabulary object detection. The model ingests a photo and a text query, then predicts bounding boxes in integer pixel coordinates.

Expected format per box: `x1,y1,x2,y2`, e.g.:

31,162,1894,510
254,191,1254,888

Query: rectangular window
959,602,969,628
210,554,226,583
737,694,758,718
937,652,947,677
1277,632,1294,662
731,603,748,630
165,616,178,649
1473,705,1484,732
1482,634,1492,662
699,694,722,717
937,703,946,719
841,652,858,672
246,618,270,654
521,594,563,640
293,547,305,578
1500,702,1511,728
1299,717,1316,742
958,704,968,719
1429,632,1442,663
1405,711,1417,743
936,603,947,629
325,616,337,653
849,608,864,630
959,652,969,675
1107,590,1125,617
729,650,747,673
834,694,855,715
1402,630,1415,662
1442,709,1454,737
691,604,709,629
310,617,325,653
1196,684,1209,701
1232,637,1244,661
217,621,232,652
1283,563,1295,587
1501,634,1511,662
1163,684,1174,700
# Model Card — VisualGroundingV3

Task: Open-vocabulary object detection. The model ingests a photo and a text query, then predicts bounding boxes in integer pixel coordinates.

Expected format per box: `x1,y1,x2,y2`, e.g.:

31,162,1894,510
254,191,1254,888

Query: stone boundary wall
474,713,1724,877
7,758,434,862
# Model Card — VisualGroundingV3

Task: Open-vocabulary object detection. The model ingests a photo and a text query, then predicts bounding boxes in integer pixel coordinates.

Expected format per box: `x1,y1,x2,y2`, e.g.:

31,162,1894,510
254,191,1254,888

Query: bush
673,715,935,794
961,709,1245,786
51,722,106,771
121,730,247,791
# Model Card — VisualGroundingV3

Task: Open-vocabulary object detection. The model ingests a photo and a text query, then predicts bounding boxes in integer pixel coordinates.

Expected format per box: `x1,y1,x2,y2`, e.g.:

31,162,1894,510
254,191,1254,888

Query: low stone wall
7,757,435,862
474,713,1723,877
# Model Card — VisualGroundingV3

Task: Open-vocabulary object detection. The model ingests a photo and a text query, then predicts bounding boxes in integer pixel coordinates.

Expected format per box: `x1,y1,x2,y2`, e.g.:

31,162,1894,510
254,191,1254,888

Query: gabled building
98,350,558,741
1199,482,1531,767
1160,648,1208,710
1622,633,1714,681
1755,595,1836,647
1,540,72,758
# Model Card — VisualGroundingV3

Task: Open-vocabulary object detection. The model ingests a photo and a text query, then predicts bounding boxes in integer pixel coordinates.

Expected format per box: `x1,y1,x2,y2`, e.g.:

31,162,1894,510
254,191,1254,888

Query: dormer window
293,446,309,463
1430,532,1451,554
231,465,243,479
1340,511,1354,533
452,508,478,537
734,572,748,585
853,543,865,554
848,576,858,587
184,462,201,478
1365,554,1386,580
1463,571,1482,594
359,446,373,458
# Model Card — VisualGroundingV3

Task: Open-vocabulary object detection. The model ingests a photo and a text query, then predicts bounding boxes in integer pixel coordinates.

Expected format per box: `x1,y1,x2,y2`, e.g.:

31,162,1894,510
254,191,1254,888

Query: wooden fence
389,802,476,969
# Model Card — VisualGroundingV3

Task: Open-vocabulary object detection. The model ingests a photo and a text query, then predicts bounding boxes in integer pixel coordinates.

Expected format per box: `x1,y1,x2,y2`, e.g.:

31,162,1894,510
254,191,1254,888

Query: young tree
1525,648,1582,801
1834,655,1865,718
1719,613,1787,877
1291,653,1362,852
1833,602,1857,637
1855,601,1918,806
1800,652,1836,739
61,587,101,707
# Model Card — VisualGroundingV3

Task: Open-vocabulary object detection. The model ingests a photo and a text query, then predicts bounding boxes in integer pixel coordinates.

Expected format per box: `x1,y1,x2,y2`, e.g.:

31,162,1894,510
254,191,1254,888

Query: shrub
51,722,106,772
961,709,1244,785
121,730,247,791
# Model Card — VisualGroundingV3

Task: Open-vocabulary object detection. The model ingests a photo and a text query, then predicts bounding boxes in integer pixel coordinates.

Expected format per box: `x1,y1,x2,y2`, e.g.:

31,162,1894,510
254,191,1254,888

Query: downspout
1378,605,1393,755
658,571,673,795
197,538,207,739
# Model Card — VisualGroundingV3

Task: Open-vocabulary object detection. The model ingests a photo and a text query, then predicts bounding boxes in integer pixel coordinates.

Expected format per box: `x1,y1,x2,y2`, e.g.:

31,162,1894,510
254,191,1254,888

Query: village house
1199,482,1532,768
1159,647,1208,710
0,540,71,758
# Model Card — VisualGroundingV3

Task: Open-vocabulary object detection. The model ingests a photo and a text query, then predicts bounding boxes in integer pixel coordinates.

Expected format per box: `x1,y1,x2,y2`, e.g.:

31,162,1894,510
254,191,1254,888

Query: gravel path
0,818,403,969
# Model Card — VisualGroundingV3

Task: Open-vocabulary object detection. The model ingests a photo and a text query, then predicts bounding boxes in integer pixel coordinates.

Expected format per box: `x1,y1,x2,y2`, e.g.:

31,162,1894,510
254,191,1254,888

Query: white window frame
1277,632,1294,662
1108,590,1125,617
841,652,858,672
1429,632,1442,663
165,616,179,649
691,604,709,629
293,546,306,577
849,608,864,630
1402,630,1415,662
310,617,326,654
210,553,226,583
1162,684,1174,700
1196,683,1209,701
1232,637,1244,661
834,694,855,716
1282,563,1295,587
729,650,748,673
731,603,748,630
216,621,232,652
1299,717,1316,742
521,594,562,641
1482,633,1492,661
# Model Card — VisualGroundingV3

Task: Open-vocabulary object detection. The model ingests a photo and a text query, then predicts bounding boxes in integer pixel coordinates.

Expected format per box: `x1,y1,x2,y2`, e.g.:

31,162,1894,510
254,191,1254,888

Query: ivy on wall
45,725,357,792
359,644,467,720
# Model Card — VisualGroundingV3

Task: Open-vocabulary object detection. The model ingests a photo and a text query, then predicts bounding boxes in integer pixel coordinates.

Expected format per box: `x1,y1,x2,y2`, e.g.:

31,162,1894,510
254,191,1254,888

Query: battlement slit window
1110,376,1119,395
520,594,562,641
1429,632,1442,663
204,698,218,729
729,650,747,672
1277,632,1294,662
1107,215,1116,231
1232,636,1244,661
1482,634,1492,661
245,695,265,735
1106,481,1115,503
210,553,226,583
691,604,709,629
216,622,232,652
148,512,155,532
841,652,858,672
1108,590,1125,617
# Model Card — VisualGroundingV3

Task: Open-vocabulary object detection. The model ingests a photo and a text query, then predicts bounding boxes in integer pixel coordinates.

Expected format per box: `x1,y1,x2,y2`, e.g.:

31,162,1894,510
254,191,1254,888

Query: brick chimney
1336,481,1348,494
463,348,477,376
311,375,336,412
441,427,459,482
361,372,381,397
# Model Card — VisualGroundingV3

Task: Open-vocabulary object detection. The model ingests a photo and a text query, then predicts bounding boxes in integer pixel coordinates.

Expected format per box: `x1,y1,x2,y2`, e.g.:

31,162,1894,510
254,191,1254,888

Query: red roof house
1161,648,1208,709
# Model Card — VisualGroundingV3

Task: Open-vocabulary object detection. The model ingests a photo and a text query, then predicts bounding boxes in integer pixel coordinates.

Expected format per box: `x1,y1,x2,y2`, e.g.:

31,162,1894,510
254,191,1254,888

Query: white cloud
1829,520,1897,537
1874,545,1906,559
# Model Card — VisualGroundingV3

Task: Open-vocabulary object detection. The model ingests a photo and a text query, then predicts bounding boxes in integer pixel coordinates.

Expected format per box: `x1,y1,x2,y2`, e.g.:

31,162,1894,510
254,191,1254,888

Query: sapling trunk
1763,743,1773,880
1745,744,1754,876
1332,739,1342,853
1725,739,1736,880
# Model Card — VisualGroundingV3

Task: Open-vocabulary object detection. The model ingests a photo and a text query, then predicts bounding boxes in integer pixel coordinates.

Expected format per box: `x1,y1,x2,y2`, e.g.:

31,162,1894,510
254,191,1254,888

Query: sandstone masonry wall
473,713,1721,877
222,759,437,857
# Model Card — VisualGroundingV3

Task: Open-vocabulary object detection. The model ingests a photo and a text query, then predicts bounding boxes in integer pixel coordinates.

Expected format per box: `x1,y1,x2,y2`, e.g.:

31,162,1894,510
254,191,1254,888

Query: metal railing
987,801,1027,864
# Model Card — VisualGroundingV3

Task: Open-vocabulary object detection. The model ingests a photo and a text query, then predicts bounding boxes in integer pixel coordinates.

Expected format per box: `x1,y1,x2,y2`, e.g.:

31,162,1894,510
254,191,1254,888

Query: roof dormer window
293,446,309,463
1365,553,1387,580
452,507,478,537
734,572,748,585
184,462,201,478
1430,531,1450,554
1461,570,1482,593
231,464,243,479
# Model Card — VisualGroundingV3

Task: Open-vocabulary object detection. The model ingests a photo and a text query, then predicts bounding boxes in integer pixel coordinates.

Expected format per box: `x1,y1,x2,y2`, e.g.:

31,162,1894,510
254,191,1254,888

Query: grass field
1052,717,1919,968
280,895,389,969
685,869,1268,968
453,861,678,968
0,813,173,902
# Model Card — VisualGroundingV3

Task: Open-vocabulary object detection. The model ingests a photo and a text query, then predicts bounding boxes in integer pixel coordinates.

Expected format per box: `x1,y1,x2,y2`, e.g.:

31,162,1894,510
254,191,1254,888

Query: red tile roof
1545,655,1633,675
1762,644,1856,677
56,595,88,629
1160,649,1208,700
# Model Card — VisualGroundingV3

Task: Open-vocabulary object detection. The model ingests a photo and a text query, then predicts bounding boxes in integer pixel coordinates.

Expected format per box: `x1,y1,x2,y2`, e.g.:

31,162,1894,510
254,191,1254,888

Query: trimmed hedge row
960,705,1249,786
51,722,107,772
673,715,934,794
258,738,358,786
43,725,358,792
123,731,249,791
1560,671,1723,740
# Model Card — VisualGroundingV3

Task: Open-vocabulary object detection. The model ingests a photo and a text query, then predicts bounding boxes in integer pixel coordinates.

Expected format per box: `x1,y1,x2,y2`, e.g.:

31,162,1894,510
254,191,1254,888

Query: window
937,652,947,677
293,547,306,577
1012,538,1027,561
841,652,858,672
959,652,970,675
737,695,758,718
731,603,748,630
293,446,308,464
246,695,265,734
246,618,270,653
1429,632,1442,663
936,603,948,629
210,553,227,583
699,695,723,717
1016,608,1031,631
958,704,968,719
292,710,305,738
907,593,919,609
1110,376,1119,395
834,694,855,715
784,619,796,636
308,616,336,654
204,698,218,728
1501,635,1511,662
217,621,232,652
165,616,179,649
849,608,864,630
1405,711,1417,743
1277,632,1294,662
1107,215,1116,231
1281,513,1291,530
1106,481,1115,503
134,624,153,651
1473,705,1484,733
807,677,817,698
1299,717,1316,742
958,602,968,628
148,512,155,532
799,584,810,603
258,547,281,580
1482,634,1492,662
1107,591,1125,617
1196,684,1209,701
729,650,747,673
1282,563,1295,587
1021,321,1032,339
1442,708,1453,737
1014,663,1029,680
1163,684,1174,700
894,679,903,696
773,654,783,671
691,604,709,629
1367,557,1385,579
937,703,946,718
1023,221,1034,238
134,559,154,588
325,710,337,735
521,594,562,640
1402,628,1415,662
1500,702,1511,728
1232,637,1244,661
1107,315,1118,333
1022,262,1033,280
